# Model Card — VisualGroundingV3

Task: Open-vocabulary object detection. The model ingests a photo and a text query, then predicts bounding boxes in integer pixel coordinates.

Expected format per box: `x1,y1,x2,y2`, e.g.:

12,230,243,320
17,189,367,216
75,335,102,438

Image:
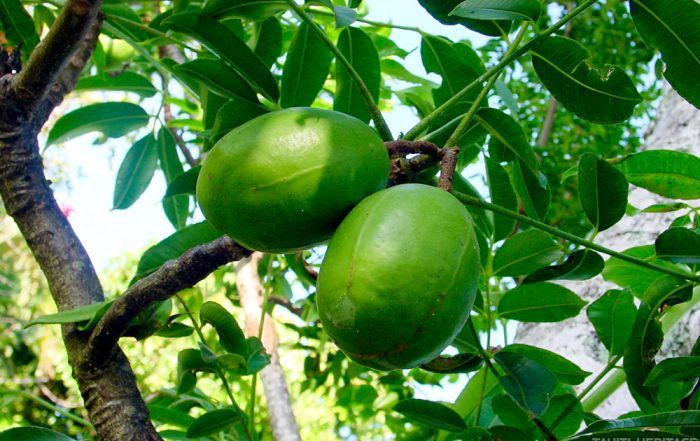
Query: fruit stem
452,191,700,284
443,23,529,149
284,0,394,142
403,0,599,141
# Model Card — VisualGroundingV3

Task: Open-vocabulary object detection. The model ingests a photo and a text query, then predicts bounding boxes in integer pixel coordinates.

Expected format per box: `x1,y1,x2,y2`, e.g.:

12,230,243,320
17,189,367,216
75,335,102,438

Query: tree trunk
236,253,302,441
515,86,700,417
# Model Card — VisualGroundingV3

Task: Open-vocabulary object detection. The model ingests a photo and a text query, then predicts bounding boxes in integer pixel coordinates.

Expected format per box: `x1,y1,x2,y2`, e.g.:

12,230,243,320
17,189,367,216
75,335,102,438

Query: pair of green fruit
197,108,480,370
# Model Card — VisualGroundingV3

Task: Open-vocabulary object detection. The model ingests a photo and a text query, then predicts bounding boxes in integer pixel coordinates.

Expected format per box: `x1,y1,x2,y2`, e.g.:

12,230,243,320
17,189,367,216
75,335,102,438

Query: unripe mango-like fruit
316,184,480,370
196,108,390,253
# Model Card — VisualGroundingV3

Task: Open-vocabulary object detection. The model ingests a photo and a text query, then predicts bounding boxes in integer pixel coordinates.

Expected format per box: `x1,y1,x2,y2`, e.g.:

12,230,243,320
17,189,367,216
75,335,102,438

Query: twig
452,190,700,283
385,139,440,158
437,148,459,192
82,237,250,367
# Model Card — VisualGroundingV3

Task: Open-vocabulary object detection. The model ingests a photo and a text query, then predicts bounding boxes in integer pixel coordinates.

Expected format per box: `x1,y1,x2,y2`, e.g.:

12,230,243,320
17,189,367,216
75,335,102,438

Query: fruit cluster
197,107,480,370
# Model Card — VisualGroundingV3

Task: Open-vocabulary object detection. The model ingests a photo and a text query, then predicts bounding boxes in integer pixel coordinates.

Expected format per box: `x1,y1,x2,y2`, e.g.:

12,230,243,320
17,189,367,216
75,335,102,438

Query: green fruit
196,107,390,253
316,184,480,370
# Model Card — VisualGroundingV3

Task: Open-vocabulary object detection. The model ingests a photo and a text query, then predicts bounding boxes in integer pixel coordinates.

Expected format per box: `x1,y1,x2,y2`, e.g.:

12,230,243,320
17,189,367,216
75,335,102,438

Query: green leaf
165,166,200,198
74,72,157,97
493,229,563,277
624,276,693,410
133,221,223,281
629,0,700,108
147,405,195,429
491,394,537,435
334,6,357,28
157,128,189,230
603,245,681,296
498,282,586,322
476,108,539,175
381,59,435,86
486,158,517,241
211,99,268,144
177,348,217,392
586,289,637,356
579,410,700,434
47,102,149,145
25,301,109,328
253,17,283,67
530,36,642,124
417,0,511,37
540,394,584,439
571,430,697,441
186,409,241,438
173,58,260,104
203,0,287,20
450,0,541,22
645,357,700,386
655,227,700,264
199,302,247,356
154,322,194,338
0,0,40,54
334,27,380,123
615,150,700,200
512,159,550,221
0,427,75,441
502,344,592,385
578,153,628,231
524,250,605,284
164,12,279,102
280,22,334,108
494,350,557,416
103,5,148,41
393,399,467,432
421,35,484,107
113,134,159,210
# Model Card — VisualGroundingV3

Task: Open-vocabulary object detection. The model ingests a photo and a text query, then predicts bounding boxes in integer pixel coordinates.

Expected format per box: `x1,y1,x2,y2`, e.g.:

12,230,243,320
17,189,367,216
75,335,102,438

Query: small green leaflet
645,356,700,386
164,166,200,198
281,22,335,108
334,27,381,123
530,36,642,124
492,229,563,277
586,289,637,356
524,250,605,284
211,99,268,144
629,0,700,109
512,159,550,221
253,17,283,67
0,426,76,441
450,0,541,22
199,302,248,356
393,399,467,432
615,150,700,200
74,72,158,97
655,227,700,264
494,350,557,416
577,153,628,232
498,282,586,322
113,134,159,210
173,58,260,104
47,102,149,146
417,0,511,37
486,158,517,241
501,344,592,385
25,301,110,328
157,127,189,230
186,409,241,438
475,108,539,176
203,0,287,21
0,0,40,54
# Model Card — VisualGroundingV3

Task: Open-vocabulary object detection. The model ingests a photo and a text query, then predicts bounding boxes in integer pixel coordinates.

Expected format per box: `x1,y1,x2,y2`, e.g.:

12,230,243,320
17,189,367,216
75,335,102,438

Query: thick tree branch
10,0,102,114
83,237,250,367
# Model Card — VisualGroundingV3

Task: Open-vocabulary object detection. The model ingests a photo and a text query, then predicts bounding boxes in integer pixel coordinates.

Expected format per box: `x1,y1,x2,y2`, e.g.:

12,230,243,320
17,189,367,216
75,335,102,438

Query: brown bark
236,254,302,441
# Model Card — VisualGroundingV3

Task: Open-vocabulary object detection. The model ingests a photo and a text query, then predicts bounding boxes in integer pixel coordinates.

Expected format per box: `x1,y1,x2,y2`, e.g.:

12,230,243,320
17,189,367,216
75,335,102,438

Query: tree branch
83,237,250,367
10,0,102,114
437,147,459,192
